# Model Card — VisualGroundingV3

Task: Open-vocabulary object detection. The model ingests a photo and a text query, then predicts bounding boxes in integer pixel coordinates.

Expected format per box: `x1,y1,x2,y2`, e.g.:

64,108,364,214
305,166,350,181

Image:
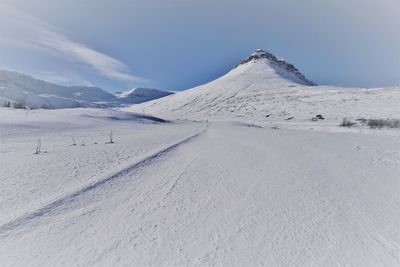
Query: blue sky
0,0,399,92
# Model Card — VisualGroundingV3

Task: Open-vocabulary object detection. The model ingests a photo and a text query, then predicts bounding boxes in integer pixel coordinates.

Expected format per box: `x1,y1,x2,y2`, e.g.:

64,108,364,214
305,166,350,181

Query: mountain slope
115,88,174,104
126,49,400,121
0,70,115,108
0,70,172,109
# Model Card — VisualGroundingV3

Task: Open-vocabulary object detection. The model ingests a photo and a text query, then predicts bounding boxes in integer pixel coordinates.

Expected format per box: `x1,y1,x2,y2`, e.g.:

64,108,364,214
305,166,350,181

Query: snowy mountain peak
250,48,276,60
235,49,316,86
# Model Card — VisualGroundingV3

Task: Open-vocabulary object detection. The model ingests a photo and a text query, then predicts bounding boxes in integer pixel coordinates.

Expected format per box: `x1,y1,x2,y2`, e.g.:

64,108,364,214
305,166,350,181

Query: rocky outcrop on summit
235,49,316,86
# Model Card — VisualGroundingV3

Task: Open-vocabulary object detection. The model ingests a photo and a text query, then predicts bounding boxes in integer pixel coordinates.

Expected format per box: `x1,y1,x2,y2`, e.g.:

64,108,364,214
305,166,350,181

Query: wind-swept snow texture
0,108,204,226
126,50,400,121
0,111,399,266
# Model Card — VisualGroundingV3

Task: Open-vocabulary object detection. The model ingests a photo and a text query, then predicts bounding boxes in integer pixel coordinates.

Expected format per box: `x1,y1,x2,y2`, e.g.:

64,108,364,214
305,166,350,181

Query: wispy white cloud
0,3,144,83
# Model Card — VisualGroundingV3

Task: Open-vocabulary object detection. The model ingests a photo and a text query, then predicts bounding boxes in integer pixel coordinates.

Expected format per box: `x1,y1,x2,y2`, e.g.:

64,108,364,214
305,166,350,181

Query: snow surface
0,108,399,266
0,108,202,227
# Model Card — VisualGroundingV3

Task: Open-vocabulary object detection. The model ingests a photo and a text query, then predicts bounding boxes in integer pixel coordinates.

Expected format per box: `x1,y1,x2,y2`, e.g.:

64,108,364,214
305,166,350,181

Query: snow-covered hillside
126,49,400,121
115,87,174,104
0,70,114,108
0,70,171,109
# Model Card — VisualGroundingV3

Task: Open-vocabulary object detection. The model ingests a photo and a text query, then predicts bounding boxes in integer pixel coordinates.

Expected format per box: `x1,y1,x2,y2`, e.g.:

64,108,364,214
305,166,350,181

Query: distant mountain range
2,48,399,121
0,69,173,109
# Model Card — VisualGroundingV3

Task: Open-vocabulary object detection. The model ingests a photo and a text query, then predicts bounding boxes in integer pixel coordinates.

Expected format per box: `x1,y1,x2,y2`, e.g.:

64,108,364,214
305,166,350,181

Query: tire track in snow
161,156,197,202
0,127,207,236
145,155,199,217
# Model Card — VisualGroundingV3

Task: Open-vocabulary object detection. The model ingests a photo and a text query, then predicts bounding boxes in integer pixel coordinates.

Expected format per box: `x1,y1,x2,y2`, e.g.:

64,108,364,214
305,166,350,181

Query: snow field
1,110,399,266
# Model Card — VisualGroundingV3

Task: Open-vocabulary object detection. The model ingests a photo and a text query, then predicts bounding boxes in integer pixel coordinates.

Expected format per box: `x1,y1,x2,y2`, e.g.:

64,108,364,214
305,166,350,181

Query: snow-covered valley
0,107,399,266
1,49,400,266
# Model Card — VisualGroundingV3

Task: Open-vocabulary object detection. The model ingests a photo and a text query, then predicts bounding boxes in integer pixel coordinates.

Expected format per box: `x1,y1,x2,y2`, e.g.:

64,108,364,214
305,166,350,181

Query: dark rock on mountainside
235,49,316,86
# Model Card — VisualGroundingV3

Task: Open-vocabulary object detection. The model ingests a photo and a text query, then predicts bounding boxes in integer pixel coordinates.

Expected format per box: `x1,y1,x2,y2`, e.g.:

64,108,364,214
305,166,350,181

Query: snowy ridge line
0,126,207,236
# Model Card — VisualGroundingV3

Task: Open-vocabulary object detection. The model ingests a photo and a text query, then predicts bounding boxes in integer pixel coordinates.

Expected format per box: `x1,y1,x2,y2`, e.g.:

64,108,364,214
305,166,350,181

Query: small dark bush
356,118,368,124
340,118,356,127
107,130,114,144
12,101,26,109
352,118,400,129
367,119,400,129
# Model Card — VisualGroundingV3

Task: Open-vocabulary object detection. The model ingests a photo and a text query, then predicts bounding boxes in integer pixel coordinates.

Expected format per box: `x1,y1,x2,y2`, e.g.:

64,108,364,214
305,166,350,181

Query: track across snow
0,127,205,235
1,122,399,266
